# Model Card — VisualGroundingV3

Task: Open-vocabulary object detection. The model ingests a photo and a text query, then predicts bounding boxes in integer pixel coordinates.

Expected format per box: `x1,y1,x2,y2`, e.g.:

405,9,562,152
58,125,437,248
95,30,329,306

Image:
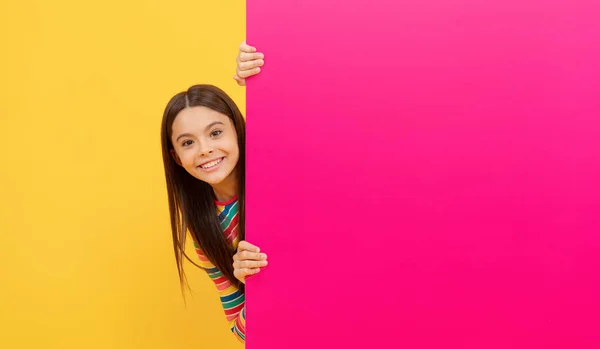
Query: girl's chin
195,170,233,186
197,175,226,185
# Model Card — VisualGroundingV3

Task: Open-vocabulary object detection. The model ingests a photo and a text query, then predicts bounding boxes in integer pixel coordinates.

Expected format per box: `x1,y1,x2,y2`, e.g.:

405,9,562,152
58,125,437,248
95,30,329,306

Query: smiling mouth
199,157,224,169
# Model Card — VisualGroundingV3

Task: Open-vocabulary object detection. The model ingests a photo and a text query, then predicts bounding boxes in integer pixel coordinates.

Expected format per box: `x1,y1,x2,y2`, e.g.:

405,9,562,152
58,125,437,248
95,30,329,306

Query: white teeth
200,158,223,169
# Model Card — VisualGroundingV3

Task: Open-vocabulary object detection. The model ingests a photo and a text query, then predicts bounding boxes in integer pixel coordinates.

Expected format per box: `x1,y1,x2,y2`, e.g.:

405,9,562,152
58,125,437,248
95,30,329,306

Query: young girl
160,42,266,343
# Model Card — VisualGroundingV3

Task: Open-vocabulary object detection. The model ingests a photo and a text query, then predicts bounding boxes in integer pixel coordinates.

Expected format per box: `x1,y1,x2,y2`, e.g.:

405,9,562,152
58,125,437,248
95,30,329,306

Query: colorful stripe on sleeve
193,196,246,343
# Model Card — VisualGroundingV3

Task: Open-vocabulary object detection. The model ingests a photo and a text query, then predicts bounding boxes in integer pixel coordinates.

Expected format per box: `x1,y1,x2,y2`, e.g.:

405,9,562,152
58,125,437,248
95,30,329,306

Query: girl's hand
233,240,268,284
234,41,265,86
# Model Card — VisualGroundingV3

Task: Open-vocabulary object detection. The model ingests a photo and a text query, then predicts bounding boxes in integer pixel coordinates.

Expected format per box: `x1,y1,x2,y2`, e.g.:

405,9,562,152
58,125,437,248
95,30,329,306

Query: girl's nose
198,143,214,157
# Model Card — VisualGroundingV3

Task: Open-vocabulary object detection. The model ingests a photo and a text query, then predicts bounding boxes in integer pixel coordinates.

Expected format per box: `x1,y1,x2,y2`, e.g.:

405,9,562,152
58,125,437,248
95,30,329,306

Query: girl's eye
182,140,194,147
211,130,223,137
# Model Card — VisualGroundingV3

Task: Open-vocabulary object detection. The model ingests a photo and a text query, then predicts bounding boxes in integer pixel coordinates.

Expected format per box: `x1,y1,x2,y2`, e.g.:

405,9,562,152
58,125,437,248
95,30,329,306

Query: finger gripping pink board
246,1,600,347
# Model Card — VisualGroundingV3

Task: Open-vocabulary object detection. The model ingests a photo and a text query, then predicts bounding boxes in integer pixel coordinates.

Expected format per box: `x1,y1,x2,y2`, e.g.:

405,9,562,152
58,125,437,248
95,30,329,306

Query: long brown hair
160,84,246,292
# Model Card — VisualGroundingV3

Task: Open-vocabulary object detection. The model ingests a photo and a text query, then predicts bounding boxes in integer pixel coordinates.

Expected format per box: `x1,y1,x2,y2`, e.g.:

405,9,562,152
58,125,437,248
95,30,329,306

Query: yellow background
0,1,246,348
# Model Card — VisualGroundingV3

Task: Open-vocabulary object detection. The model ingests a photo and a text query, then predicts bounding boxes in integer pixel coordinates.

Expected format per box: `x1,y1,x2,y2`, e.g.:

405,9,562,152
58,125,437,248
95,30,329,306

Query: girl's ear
170,149,182,166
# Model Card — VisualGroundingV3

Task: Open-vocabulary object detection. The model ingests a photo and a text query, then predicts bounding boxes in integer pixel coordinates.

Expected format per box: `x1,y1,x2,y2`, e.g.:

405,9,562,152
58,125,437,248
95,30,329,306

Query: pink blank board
245,1,600,348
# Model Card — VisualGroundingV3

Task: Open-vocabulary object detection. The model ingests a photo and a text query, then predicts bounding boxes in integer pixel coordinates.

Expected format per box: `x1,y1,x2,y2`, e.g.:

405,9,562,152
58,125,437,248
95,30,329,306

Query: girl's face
170,106,239,186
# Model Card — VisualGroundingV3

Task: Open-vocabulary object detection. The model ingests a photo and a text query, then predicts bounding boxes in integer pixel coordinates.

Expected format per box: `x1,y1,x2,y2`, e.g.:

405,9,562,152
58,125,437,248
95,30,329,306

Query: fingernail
258,53,264,59
258,60,264,66
262,253,267,259
263,261,268,266
256,67,261,73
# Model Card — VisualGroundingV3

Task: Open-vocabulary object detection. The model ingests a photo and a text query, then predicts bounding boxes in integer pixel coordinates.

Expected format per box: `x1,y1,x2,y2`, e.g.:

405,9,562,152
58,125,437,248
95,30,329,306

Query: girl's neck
213,186,237,203
211,169,239,203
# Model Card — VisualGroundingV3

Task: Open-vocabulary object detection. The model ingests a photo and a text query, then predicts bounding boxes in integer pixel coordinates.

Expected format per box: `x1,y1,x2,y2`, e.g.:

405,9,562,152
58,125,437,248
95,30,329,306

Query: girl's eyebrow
175,121,225,142
205,121,225,130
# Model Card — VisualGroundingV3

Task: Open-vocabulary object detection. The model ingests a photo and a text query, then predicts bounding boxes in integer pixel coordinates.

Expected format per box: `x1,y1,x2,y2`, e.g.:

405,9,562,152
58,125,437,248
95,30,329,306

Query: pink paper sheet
246,1,600,347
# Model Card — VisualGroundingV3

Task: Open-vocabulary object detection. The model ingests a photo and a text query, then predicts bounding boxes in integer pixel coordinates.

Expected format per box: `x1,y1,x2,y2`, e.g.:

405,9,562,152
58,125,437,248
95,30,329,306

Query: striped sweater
193,196,246,343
